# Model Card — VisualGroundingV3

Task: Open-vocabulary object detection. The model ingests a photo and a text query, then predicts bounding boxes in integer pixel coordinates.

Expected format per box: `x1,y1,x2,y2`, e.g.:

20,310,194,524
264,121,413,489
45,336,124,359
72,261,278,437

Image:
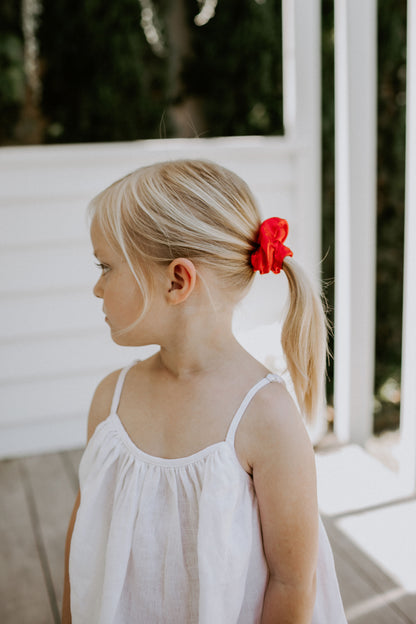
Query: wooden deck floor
1,446,415,624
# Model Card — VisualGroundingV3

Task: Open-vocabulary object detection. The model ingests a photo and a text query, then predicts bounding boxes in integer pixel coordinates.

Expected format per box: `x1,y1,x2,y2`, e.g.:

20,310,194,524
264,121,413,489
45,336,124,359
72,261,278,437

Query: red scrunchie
251,217,293,274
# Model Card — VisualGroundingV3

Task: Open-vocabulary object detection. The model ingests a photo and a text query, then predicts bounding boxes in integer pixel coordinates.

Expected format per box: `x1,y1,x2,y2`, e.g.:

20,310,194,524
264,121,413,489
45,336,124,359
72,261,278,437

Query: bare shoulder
241,378,316,478
87,369,122,441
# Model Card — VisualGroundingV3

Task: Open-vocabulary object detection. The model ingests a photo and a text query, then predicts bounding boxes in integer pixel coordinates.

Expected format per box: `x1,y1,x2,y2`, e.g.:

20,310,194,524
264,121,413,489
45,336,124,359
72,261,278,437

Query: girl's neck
154,306,245,381
157,335,244,380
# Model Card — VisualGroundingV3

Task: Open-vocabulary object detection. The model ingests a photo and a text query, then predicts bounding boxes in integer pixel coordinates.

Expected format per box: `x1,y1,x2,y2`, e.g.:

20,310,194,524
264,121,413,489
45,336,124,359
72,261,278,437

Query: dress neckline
109,411,232,468
103,361,283,469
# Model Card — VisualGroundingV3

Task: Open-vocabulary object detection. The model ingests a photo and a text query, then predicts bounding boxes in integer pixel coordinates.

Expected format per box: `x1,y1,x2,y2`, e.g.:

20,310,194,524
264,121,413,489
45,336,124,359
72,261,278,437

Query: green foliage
376,0,406,392
0,3,25,144
38,0,169,142
0,36,25,105
321,0,336,399
183,0,283,136
2,0,282,141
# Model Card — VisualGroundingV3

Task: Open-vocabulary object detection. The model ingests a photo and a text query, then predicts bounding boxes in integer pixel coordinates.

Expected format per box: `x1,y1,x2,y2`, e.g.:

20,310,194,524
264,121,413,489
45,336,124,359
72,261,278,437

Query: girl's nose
93,277,103,299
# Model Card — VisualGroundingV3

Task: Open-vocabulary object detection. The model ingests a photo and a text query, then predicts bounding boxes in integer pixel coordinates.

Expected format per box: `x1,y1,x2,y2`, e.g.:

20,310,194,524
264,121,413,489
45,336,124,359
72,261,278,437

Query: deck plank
0,459,55,624
324,516,416,623
63,448,84,487
22,452,80,621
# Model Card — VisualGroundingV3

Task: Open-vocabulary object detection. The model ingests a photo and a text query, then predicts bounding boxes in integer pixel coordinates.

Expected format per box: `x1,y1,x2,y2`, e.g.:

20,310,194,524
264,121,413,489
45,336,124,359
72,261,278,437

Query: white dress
69,362,347,624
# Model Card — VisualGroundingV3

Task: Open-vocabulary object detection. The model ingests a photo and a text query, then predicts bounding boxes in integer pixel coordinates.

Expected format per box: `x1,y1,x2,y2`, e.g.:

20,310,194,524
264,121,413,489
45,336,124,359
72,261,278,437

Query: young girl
62,159,347,623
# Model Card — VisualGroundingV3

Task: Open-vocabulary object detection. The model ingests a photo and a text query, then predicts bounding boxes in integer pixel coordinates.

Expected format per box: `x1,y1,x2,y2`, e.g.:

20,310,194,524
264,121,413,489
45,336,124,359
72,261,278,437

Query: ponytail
281,258,328,423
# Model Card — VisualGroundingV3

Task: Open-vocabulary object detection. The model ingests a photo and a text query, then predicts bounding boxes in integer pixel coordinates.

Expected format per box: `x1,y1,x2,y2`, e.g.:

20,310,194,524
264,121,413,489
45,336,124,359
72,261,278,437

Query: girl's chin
107,324,125,344
109,328,156,349
109,329,131,346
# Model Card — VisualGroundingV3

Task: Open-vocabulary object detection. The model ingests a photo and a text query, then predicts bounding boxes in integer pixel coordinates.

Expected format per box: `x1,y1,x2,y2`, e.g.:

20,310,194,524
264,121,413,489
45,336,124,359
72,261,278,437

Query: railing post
282,0,321,273
333,0,377,443
399,0,416,493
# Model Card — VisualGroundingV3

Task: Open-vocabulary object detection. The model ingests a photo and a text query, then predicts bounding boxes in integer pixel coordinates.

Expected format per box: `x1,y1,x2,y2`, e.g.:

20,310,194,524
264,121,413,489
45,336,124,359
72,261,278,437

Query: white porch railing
333,0,416,493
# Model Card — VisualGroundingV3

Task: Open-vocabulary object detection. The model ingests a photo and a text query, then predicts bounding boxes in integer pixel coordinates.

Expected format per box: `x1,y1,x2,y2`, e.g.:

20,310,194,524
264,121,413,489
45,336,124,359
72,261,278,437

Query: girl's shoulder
87,359,149,442
87,368,123,442
239,378,315,477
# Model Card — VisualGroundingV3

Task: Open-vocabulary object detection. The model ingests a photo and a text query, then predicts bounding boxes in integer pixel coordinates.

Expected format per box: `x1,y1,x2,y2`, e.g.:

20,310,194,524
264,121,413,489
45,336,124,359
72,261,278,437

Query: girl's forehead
90,218,106,248
90,218,117,258
90,216,103,240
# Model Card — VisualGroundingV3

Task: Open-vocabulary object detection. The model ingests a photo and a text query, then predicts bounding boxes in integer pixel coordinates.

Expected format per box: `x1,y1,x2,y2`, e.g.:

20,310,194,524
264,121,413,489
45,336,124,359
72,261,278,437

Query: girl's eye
95,262,110,275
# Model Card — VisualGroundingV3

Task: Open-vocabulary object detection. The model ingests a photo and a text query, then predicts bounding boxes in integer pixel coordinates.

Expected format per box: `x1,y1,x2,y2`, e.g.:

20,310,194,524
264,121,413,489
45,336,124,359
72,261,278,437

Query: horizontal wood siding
0,137,317,458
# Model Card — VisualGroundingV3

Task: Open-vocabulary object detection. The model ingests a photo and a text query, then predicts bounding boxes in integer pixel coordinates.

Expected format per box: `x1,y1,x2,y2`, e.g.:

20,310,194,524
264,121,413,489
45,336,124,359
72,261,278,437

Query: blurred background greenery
0,0,406,432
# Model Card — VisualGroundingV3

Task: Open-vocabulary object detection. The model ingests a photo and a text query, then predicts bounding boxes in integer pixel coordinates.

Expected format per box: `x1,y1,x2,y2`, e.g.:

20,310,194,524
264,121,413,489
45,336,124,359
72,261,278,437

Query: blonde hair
89,159,327,421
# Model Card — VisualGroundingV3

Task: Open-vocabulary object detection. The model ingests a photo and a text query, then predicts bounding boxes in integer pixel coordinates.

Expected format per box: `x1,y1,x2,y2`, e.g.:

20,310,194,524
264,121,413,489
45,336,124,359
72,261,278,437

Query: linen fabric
69,361,347,623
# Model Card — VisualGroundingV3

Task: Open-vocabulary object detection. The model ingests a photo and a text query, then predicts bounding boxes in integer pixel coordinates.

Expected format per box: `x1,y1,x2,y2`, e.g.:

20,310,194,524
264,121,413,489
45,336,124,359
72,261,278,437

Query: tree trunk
165,0,208,137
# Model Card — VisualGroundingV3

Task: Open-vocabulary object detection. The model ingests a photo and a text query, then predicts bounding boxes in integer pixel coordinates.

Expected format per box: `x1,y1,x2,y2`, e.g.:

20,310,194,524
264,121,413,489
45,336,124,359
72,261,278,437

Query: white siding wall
0,136,320,458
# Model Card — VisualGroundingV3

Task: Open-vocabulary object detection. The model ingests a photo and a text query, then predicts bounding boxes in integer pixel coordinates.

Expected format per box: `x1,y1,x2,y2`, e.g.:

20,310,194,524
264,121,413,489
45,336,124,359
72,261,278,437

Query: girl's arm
61,369,121,623
62,492,80,624
248,382,319,624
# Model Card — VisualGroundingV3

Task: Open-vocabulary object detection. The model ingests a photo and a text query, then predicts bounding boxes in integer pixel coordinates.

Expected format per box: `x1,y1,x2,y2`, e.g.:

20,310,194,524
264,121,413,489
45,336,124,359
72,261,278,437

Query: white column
334,0,377,443
399,0,416,493
281,0,325,441
282,0,321,274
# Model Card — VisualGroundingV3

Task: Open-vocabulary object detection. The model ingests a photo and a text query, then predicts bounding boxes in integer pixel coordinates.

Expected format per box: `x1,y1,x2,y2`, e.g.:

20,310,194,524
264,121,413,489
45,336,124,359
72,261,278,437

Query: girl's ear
166,258,197,304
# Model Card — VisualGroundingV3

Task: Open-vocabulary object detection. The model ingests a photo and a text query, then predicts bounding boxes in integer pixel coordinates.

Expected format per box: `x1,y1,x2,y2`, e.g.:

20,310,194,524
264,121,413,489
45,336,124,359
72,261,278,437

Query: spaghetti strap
110,360,138,415
226,373,283,445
